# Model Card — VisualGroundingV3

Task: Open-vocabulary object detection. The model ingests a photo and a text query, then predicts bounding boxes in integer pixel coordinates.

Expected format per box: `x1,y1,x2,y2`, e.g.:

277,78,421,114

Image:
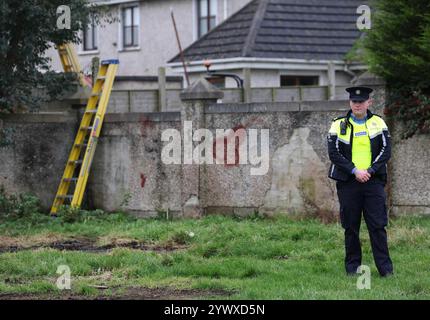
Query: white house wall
249,69,280,88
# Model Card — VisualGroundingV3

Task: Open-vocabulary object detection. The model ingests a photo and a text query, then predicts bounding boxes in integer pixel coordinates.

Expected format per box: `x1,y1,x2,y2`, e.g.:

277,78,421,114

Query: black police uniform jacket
327,109,391,183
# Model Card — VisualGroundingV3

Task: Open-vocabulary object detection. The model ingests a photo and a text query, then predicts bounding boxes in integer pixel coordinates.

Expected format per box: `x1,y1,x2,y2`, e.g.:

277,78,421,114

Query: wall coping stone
0,113,76,123
206,102,300,113
300,100,350,112
104,112,180,123
206,100,350,113
180,78,224,101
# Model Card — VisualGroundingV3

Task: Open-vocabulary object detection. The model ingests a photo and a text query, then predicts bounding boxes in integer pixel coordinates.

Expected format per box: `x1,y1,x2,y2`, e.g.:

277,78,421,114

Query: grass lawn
0,211,429,300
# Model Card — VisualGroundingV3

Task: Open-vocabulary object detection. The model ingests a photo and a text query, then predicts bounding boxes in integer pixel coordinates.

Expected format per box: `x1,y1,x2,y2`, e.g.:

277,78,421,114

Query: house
168,0,369,98
46,0,252,90
46,0,372,101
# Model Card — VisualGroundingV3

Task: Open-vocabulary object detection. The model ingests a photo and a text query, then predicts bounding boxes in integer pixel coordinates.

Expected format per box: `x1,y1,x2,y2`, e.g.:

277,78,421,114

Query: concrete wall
0,113,77,202
1,85,427,217
201,102,342,217
389,123,430,215
88,112,183,216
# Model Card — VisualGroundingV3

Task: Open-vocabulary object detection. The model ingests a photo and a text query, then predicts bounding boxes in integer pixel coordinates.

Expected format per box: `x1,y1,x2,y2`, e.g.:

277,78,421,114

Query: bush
0,186,41,217
0,186,49,224
0,187,134,225
56,206,109,223
56,205,83,224
56,205,134,224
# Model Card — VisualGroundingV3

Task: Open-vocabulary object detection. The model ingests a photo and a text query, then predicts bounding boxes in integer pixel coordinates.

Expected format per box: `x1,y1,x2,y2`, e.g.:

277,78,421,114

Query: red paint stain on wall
139,115,155,137
212,116,266,167
212,124,246,167
140,173,146,188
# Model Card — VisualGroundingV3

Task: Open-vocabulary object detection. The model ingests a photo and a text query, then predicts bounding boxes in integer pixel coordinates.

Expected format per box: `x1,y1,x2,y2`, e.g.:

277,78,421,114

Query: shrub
0,186,50,225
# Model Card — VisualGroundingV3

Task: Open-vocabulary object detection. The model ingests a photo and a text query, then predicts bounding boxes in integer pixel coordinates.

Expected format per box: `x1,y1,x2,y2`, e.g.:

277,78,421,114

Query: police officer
327,86,394,277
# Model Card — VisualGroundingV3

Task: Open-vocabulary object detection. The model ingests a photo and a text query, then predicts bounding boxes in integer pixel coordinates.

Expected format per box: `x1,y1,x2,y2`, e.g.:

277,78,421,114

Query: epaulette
332,116,346,122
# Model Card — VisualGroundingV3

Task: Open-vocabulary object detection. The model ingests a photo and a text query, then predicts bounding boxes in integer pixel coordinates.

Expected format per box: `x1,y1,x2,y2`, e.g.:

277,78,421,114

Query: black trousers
336,178,393,276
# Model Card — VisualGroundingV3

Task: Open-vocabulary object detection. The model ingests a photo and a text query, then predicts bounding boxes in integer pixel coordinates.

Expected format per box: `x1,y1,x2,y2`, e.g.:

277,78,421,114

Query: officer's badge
372,122,377,126
355,131,367,137
356,89,361,95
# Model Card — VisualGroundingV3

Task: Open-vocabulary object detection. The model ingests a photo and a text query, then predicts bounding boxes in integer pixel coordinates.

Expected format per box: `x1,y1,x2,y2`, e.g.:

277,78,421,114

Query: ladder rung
68,160,83,165
74,143,88,148
85,109,97,114
56,195,73,200
97,76,106,80
91,92,101,97
63,178,78,182
81,126,93,130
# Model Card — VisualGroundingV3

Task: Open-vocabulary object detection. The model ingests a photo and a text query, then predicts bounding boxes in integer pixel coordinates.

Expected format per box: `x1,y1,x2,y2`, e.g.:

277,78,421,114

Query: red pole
171,9,190,87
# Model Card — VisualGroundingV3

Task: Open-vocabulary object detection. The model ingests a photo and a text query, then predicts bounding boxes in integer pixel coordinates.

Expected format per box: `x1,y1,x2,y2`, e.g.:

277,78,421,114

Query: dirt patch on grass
0,237,188,254
0,287,232,300
0,234,64,252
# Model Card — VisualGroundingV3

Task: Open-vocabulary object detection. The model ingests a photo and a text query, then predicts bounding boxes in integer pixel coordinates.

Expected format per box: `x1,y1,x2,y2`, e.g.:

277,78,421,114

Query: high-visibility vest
350,119,371,170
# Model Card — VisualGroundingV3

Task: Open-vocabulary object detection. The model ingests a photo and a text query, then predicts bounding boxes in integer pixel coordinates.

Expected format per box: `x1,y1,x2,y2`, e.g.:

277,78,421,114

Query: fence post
158,67,167,112
179,78,224,218
127,90,131,112
243,68,251,103
328,62,336,100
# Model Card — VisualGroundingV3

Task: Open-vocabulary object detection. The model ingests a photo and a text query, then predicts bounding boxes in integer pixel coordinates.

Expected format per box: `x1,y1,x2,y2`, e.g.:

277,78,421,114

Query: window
198,0,217,37
83,15,97,51
280,76,319,87
122,6,139,47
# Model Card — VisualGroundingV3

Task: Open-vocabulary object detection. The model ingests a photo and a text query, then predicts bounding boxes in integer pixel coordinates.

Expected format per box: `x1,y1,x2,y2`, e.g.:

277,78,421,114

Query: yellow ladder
57,43,90,88
50,59,119,214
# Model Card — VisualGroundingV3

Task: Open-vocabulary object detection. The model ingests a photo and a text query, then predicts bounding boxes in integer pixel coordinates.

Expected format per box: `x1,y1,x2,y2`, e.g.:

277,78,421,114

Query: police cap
345,86,373,102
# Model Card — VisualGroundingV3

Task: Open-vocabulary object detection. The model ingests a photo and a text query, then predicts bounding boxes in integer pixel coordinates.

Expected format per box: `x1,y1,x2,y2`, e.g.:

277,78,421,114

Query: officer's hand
354,170,371,183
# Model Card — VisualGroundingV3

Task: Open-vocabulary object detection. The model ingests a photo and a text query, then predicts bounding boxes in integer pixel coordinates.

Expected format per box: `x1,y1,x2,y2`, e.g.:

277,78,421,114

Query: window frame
197,0,217,38
122,5,139,48
83,15,98,51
